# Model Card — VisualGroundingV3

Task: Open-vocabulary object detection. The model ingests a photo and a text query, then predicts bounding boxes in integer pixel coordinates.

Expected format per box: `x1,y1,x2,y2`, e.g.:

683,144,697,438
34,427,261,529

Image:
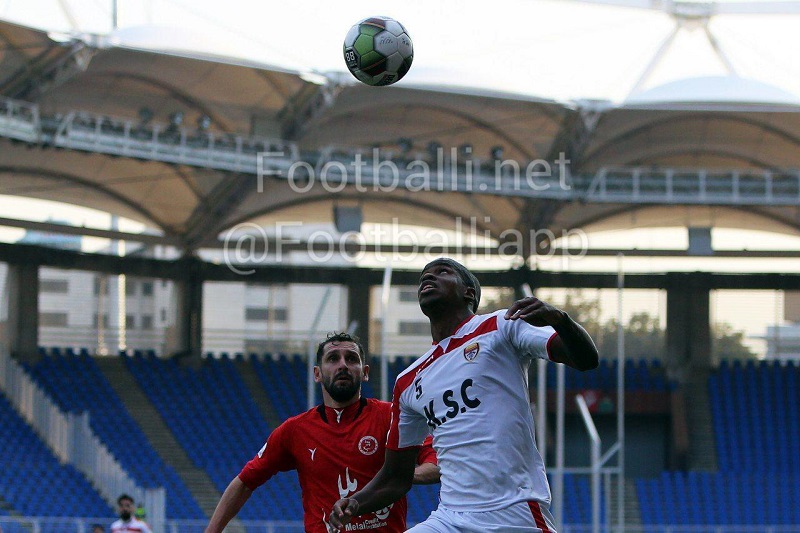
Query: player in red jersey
205,332,439,533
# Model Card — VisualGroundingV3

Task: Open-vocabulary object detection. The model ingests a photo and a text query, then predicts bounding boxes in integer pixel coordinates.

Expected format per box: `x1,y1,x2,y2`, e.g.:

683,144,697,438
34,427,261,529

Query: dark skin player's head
418,259,481,342
418,258,479,316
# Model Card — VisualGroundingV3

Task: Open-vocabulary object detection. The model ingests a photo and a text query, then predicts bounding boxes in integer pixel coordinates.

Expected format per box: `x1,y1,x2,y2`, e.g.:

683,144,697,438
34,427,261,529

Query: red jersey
239,397,437,533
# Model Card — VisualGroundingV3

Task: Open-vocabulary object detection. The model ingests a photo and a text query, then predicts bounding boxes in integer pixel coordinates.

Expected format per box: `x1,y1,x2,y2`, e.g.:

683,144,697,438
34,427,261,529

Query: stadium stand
546,358,672,392
23,351,204,519
0,391,112,522
124,355,304,521
637,360,800,526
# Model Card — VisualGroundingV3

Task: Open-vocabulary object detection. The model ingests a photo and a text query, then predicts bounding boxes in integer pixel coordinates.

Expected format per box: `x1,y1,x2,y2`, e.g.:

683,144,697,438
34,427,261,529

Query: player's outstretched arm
329,448,418,530
413,462,441,485
505,296,599,371
205,476,253,533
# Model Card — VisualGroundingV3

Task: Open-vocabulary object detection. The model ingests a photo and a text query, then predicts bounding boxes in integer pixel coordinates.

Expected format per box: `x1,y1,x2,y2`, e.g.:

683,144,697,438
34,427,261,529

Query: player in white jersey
110,494,152,533
329,258,599,533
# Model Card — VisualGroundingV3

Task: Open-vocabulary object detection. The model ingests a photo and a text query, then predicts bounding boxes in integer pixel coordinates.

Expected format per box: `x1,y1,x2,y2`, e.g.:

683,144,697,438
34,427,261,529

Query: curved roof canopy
2,18,800,257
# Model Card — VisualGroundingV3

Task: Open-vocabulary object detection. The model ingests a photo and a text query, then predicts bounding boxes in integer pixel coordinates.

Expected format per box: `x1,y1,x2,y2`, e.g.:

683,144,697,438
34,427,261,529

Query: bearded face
118,498,134,521
314,341,368,405
322,366,363,403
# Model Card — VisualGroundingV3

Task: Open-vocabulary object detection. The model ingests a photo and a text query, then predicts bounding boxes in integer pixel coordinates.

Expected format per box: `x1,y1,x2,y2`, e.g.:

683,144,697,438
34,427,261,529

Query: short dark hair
117,494,134,505
316,332,365,365
91,524,104,532
422,258,481,312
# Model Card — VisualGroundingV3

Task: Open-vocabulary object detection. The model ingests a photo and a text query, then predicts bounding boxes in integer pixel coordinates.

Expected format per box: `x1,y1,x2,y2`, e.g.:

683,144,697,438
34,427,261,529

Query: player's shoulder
365,397,392,413
395,350,431,384
269,408,317,438
283,406,321,426
110,519,123,528
133,519,152,532
457,310,505,336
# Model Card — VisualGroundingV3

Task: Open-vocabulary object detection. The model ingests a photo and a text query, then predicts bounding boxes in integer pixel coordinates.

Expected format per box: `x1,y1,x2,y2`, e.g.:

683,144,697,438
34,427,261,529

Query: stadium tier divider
23,350,202,520
0,348,165,527
125,354,306,521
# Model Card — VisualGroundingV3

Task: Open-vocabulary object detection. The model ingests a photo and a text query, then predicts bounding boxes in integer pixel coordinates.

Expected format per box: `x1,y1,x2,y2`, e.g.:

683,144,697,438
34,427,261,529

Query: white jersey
110,517,152,533
387,311,556,512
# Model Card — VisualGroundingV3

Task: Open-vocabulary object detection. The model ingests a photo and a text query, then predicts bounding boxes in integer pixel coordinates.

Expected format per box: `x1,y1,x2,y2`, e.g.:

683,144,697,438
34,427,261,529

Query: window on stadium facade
40,279,69,293
39,312,68,327
398,321,429,336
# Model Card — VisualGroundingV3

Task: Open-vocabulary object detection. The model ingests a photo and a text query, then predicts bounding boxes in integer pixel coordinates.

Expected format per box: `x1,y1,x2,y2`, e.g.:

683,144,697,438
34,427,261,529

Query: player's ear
362,364,370,381
464,286,476,308
313,365,322,383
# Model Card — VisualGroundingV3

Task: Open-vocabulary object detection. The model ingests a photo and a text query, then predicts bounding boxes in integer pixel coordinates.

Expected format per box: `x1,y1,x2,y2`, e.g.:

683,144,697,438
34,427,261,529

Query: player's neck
429,309,474,344
322,392,362,410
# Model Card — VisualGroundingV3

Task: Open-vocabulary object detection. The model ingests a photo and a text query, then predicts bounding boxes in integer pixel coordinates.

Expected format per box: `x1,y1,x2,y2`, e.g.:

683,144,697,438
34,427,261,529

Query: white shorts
407,500,557,533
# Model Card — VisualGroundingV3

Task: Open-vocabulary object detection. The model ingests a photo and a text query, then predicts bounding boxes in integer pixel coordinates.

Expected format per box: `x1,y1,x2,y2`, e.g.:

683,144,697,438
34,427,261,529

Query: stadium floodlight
398,137,413,154
168,111,184,127
490,145,504,160
426,141,442,158
459,143,473,157
138,107,153,125
197,115,211,131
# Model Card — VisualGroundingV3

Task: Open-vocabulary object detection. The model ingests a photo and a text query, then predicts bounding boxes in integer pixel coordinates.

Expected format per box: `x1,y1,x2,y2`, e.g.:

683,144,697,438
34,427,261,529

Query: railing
1,517,799,533
38,326,169,355
0,95,39,143
0,348,165,533
52,110,299,175
583,167,800,205
3,95,800,206
201,329,431,360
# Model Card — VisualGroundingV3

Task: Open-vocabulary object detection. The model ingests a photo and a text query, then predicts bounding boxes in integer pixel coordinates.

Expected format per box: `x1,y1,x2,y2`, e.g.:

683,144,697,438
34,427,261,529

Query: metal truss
565,0,800,97
9,40,97,100
279,81,344,140
2,96,800,206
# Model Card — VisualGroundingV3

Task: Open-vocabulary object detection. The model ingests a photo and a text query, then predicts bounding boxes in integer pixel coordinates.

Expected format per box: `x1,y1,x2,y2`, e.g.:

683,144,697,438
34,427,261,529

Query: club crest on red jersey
463,342,480,362
358,435,379,455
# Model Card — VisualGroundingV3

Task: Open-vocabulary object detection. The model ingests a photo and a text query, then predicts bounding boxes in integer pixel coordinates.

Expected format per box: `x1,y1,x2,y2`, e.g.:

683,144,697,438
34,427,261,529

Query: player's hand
328,497,359,531
505,297,566,327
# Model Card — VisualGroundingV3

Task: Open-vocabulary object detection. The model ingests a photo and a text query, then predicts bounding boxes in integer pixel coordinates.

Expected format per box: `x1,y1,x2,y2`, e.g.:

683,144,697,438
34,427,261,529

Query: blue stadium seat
0,392,112,519
24,354,203,519
126,356,300,521
638,360,800,526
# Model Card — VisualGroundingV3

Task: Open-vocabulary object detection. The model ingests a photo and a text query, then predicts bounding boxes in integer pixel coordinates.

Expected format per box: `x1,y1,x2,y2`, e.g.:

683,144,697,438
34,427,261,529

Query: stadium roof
1,13,800,257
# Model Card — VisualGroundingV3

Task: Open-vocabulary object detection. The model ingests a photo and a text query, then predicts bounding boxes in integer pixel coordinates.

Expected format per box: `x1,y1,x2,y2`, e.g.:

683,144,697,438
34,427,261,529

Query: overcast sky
2,0,800,102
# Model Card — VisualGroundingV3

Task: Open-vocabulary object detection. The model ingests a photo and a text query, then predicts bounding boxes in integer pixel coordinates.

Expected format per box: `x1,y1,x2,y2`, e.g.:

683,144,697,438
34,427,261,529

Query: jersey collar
431,314,476,345
317,397,367,424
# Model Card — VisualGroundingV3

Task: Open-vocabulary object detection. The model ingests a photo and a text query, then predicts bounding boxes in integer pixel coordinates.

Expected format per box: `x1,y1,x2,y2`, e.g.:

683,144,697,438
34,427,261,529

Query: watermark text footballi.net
222,218,589,275
256,148,572,194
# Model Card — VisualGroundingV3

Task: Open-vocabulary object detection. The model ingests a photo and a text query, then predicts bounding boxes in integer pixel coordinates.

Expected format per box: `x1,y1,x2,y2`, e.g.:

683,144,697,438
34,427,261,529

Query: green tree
595,313,666,361
482,289,755,361
712,323,755,361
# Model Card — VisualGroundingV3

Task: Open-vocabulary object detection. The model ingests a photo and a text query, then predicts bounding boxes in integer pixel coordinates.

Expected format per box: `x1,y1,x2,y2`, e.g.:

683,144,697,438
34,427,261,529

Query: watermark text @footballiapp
222,218,589,275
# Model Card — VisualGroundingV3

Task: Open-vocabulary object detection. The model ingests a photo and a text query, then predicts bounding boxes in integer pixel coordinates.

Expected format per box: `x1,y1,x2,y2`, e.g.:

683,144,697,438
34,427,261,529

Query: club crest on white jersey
463,342,480,362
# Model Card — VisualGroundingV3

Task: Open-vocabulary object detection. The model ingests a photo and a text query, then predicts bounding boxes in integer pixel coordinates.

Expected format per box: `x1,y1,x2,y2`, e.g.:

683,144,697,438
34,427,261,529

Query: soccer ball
343,16,413,86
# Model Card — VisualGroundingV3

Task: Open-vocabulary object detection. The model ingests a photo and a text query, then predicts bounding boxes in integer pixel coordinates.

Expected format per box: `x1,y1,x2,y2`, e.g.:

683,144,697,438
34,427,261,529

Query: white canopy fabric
2,17,800,252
